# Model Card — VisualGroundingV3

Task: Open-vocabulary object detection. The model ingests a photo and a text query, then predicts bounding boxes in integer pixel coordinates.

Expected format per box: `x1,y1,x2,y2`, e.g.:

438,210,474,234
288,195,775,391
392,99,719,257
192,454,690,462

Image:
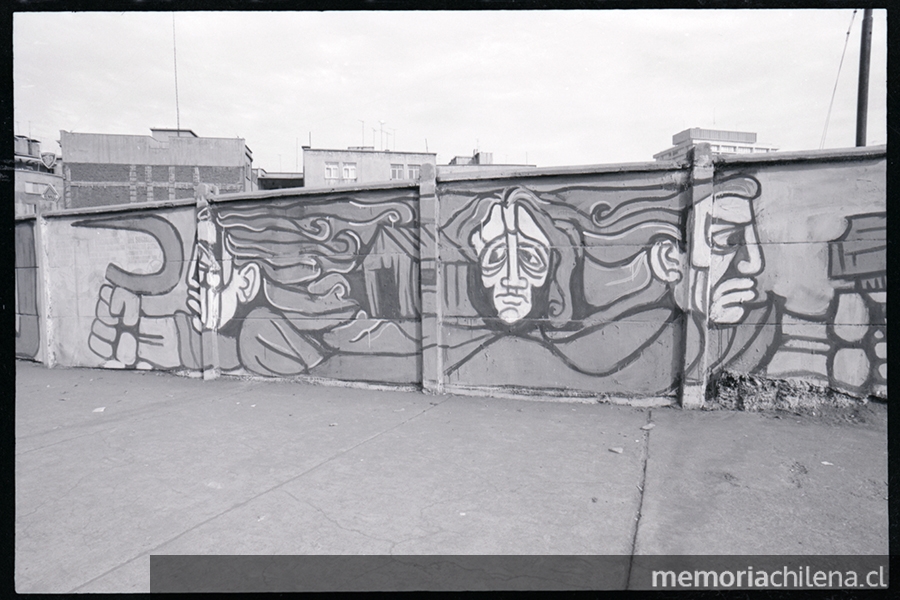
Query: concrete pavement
15,361,888,592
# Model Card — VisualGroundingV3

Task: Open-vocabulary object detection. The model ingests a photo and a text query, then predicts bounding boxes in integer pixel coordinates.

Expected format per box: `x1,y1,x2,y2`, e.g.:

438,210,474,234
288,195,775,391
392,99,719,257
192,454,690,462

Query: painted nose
500,233,528,289
735,240,763,275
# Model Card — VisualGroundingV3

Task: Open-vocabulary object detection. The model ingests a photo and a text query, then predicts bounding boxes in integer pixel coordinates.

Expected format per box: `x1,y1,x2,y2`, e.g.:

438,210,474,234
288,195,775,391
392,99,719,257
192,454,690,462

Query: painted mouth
495,294,527,306
712,278,758,306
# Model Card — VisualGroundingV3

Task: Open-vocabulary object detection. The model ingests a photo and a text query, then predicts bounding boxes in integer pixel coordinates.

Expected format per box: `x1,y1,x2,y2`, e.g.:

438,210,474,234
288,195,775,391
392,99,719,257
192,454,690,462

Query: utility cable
820,10,857,149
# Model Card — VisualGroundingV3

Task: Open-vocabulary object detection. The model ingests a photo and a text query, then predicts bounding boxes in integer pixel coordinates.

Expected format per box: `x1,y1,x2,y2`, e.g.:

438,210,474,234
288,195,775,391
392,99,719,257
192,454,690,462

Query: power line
820,9,857,150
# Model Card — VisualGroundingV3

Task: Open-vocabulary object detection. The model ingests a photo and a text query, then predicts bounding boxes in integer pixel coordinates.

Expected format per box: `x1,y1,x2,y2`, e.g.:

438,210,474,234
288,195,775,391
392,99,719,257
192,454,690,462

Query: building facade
59,128,255,209
439,149,536,175
302,146,436,188
15,135,64,217
653,128,778,162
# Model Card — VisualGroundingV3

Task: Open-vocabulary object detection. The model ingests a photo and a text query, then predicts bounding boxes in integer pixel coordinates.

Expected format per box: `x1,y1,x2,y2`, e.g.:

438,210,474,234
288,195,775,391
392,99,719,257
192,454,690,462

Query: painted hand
88,284,181,369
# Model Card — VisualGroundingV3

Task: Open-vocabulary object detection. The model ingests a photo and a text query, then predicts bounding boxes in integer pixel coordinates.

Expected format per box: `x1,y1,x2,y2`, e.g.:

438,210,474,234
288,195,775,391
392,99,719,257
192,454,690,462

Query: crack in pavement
66,394,453,593
281,489,397,548
625,409,652,590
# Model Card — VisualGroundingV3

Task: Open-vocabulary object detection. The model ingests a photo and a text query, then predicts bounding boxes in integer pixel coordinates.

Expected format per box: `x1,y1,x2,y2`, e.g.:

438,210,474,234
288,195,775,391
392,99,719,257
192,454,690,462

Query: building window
720,145,735,153
342,163,357,181
407,164,421,180
325,162,340,180
736,146,752,153
710,145,720,152
391,164,404,180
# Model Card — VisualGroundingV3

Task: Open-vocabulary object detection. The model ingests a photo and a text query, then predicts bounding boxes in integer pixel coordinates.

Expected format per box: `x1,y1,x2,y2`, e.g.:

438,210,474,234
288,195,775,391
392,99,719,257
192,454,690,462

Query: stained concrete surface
632,406,889,556
15,361,888,592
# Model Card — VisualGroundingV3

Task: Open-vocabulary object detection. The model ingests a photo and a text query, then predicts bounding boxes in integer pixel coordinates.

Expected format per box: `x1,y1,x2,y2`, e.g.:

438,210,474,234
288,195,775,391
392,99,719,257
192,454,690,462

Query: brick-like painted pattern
71,186,132,208
65,162,249,209
68,163,133,182
145,166,154,203
198,166,243,186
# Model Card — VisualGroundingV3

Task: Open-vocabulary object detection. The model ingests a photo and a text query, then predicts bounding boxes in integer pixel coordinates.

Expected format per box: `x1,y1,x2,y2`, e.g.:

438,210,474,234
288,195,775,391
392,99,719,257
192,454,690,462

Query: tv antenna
172,13,181,134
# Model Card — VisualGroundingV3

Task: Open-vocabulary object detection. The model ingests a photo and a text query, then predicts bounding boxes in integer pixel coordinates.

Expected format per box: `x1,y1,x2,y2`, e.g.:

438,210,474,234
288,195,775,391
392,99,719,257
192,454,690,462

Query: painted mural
30,148,885,402
436,161,886,399
436,174,780,396
74,189,423,384
761,212,886,396
192,190,423,383
15,221,41,360
71,211,202,371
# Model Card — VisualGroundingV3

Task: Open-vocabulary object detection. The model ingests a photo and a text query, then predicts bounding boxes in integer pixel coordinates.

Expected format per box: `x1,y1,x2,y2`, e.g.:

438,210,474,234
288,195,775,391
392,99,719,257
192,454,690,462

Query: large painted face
471,201,551,324
187,219,259,332
691,193,764,324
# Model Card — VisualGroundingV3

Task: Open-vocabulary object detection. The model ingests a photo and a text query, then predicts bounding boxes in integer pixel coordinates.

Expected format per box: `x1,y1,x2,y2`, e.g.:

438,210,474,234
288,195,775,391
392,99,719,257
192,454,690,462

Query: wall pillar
680,143,714,408
33,208,55,368
418,164,443,393
195,184,219,380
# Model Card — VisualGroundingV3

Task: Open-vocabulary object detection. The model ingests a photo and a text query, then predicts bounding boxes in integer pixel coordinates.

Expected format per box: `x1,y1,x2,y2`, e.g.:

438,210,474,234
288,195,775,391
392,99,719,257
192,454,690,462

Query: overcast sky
13,9,887,171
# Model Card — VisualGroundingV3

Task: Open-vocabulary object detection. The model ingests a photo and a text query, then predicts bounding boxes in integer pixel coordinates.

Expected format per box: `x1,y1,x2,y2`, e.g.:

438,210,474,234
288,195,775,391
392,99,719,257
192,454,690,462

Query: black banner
149,555,889,592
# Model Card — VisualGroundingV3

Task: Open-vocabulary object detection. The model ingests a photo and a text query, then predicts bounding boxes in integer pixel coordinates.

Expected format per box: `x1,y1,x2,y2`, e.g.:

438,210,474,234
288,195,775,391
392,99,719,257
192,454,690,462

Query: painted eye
480,240,508,277
518,242,548,276
487,246,507,265
711,227,743,250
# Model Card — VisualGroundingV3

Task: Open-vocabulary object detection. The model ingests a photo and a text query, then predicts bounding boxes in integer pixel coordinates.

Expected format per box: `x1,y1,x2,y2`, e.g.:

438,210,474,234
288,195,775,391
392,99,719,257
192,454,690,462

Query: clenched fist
89,283,181,369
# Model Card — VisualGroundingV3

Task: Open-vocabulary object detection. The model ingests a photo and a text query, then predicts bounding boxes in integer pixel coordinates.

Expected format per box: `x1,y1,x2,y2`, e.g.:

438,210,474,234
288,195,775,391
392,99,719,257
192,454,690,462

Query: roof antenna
172,13,181,135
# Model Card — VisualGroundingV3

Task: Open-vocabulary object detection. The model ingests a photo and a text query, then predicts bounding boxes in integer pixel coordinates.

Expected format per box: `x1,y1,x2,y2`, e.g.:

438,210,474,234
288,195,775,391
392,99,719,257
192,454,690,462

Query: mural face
439,179,695,395
690,180,765,324
470,192,551,323
186,208,260,333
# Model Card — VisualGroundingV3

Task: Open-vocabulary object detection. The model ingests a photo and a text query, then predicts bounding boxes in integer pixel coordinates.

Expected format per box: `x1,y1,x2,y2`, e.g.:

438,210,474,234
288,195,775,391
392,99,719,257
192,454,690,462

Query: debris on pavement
92,407,105,413
609,447,624,454
640,423,656,430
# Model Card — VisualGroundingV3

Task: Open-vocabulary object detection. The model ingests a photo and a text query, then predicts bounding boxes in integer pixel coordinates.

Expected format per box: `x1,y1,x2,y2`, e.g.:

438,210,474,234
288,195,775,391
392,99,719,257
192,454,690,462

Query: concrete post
418,163,444,393
195,183,219,380
33,208,55,368
680,143,714,408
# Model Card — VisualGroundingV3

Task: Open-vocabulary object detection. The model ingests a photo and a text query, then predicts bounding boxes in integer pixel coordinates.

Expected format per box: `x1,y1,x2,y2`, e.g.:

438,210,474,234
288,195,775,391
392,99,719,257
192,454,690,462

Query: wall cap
715,144,886,166
41,197,197,218
212,180,419,204
436,160,684,183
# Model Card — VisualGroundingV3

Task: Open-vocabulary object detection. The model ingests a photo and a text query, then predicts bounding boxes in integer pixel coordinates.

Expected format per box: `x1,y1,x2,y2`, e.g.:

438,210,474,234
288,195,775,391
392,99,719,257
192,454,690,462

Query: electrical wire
820,10,857,149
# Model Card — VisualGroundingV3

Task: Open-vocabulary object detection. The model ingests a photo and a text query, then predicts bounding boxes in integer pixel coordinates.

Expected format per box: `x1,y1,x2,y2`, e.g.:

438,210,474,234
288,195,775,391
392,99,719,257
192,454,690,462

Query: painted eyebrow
710,196,753,221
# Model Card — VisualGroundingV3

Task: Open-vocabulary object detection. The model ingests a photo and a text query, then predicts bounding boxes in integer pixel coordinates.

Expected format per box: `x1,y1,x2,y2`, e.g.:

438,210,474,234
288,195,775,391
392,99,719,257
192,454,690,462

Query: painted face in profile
186,218,260,332
471,199,551,324
691,193,764,324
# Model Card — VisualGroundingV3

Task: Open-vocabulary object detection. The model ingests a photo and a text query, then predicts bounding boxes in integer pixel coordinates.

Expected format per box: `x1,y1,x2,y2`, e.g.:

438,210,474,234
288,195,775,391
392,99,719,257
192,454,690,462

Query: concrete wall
21,145,885,405
16,219,42,361
40,202,201,371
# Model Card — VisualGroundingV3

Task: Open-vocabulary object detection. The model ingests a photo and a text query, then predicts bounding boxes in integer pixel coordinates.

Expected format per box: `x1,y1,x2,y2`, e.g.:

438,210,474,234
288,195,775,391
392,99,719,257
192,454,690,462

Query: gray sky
13,9,887,171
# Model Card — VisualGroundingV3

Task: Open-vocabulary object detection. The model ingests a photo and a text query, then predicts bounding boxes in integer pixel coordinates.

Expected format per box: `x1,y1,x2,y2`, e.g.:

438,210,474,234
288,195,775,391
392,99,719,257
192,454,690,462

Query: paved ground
15,360,888,592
